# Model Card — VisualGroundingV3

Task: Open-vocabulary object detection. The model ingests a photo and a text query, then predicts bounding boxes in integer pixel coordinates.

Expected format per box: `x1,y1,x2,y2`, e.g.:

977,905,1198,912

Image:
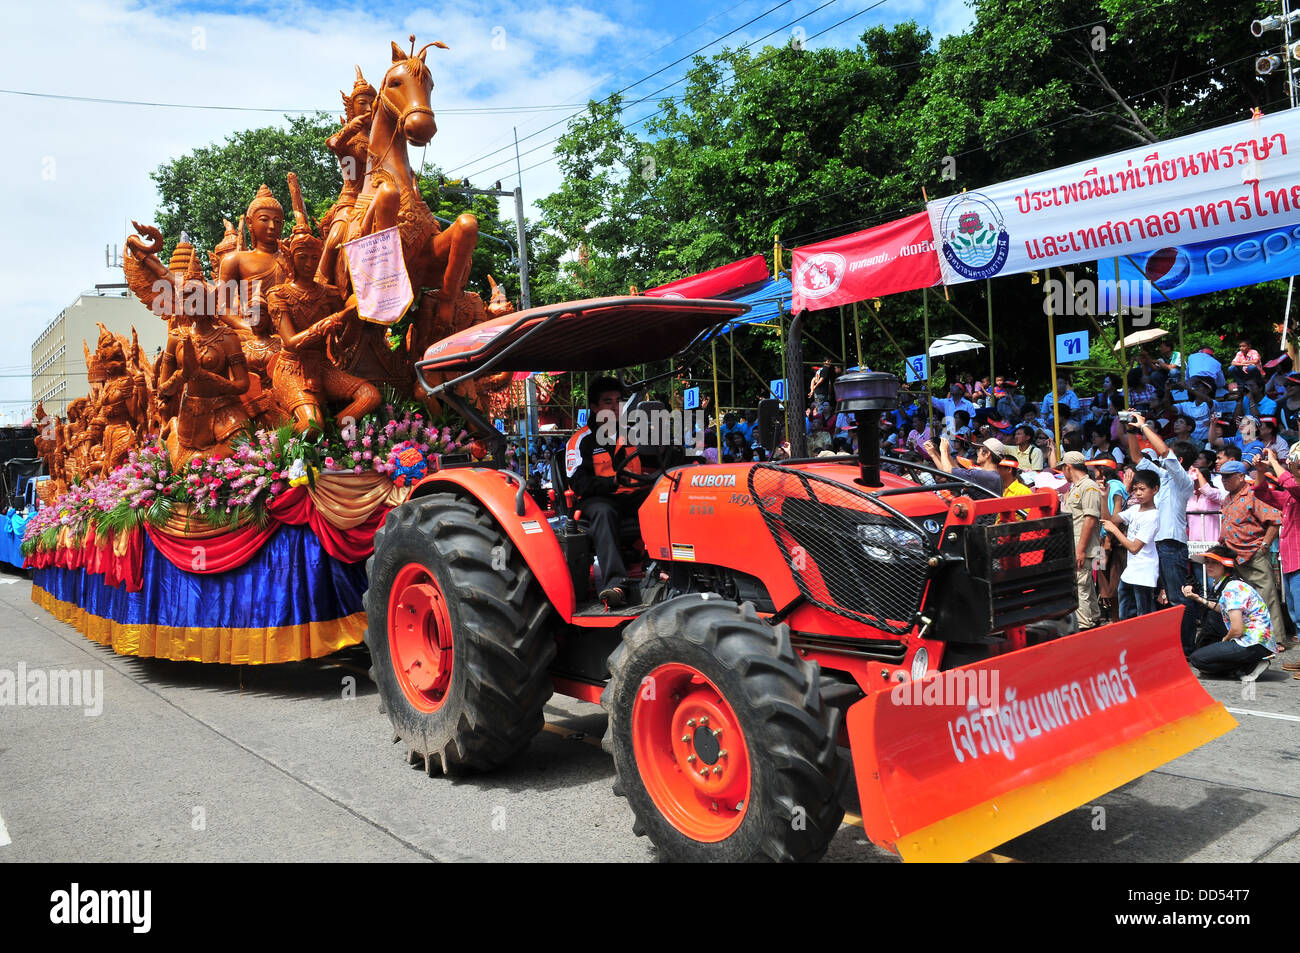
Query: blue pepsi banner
1097,221,1300,308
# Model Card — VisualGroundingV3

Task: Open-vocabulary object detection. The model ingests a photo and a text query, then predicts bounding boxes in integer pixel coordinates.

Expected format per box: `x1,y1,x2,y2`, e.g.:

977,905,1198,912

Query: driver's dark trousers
582,495,632,592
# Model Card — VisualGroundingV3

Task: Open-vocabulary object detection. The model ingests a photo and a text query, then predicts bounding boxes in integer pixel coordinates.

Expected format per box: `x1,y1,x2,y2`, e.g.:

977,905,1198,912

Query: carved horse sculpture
325,37,480,388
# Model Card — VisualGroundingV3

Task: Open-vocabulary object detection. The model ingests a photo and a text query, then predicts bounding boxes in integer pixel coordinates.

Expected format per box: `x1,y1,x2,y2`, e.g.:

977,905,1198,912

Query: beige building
31,287,167,418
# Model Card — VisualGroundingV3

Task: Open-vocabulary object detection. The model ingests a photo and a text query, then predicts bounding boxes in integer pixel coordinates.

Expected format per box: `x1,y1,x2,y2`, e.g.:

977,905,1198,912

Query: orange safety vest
565,426,644,495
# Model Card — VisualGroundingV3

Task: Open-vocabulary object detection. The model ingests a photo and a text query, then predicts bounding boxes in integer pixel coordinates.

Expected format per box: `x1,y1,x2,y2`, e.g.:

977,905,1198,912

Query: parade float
26,37,515,663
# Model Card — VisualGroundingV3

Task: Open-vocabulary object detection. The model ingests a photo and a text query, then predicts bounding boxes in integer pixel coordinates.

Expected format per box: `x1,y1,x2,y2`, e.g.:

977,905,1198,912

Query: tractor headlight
910,647,930,681
855,524,923,562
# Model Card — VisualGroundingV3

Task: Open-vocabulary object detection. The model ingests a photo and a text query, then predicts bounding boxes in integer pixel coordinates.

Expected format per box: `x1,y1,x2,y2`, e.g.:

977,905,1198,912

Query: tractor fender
409,468,576,622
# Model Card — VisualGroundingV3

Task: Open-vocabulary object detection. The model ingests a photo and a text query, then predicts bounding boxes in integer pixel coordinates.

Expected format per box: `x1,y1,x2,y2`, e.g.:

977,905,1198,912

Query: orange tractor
364,296,1234,862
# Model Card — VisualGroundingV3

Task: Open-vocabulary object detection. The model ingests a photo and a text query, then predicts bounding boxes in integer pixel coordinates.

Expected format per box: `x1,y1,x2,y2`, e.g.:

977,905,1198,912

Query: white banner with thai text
343,226,414,325
926,110,1300,285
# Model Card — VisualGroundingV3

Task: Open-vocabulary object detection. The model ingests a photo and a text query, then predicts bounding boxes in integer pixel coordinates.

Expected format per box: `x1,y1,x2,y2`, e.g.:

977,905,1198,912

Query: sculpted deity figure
84,323,149,477
217,184,291,336
160,306,252,468
268,186,380,433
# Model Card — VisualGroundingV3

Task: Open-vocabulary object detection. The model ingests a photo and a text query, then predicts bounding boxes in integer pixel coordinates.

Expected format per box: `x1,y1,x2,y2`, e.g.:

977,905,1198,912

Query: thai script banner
926,110,1300,285
1095,220,1300,309
791,211,941,313
344,226,414,325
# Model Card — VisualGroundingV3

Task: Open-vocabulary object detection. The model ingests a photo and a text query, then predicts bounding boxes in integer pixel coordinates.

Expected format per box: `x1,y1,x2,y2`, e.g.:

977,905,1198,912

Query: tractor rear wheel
365,492,555,773
603,595,846,862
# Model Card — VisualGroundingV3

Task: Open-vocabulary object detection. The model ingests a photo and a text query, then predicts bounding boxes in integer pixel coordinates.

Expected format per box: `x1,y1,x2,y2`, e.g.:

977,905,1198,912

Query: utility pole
439,131,538,437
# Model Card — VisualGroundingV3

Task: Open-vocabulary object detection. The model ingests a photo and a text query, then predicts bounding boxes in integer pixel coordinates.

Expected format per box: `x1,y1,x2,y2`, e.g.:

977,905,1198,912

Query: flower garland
22,399,469,555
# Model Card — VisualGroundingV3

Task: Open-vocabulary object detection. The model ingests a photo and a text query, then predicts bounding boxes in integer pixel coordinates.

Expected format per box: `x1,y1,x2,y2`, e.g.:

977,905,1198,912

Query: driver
565,377,648,607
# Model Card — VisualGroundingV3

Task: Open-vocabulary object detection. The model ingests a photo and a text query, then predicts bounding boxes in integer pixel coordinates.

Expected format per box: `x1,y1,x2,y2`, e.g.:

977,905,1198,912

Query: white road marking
1226,707,1300,723
0,810,11,847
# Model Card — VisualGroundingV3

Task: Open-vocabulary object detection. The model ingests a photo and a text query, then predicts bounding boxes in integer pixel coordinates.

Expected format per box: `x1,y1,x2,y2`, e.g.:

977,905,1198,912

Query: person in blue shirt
1186,349,1226,393
1211,415,1265,465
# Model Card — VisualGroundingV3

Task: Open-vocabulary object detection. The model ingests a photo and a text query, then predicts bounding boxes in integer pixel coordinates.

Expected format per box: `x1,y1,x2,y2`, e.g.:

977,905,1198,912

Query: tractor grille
749,465,935,634
962,515,1077,630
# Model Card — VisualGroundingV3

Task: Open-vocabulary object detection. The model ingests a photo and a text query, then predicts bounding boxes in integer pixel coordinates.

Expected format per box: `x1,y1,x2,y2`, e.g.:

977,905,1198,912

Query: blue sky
0,0,975,417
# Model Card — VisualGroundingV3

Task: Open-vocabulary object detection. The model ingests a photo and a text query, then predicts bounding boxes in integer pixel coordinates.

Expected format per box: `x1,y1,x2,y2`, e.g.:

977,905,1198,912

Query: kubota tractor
364,296,1234,862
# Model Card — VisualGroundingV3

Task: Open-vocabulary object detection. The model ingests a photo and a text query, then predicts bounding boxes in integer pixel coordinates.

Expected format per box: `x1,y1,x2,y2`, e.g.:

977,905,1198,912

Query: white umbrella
1113,328,1167,351
928,333,986,358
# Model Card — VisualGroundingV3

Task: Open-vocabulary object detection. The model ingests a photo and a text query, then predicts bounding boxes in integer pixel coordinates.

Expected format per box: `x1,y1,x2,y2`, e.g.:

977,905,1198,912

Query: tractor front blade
846,608,1235,862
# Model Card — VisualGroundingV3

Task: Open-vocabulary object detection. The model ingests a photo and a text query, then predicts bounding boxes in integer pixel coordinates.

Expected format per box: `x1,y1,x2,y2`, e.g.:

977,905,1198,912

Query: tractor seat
549,455,642,538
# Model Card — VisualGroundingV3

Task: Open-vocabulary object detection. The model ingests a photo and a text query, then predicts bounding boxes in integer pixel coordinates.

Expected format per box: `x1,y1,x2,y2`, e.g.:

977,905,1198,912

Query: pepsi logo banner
927,109,1300,285
791,212,941,313
1096,221,1300,308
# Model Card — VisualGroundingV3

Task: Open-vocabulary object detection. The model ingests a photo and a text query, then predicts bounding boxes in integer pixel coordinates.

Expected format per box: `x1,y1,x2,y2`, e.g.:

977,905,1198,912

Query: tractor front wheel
365,492,555,773
603,595,846,862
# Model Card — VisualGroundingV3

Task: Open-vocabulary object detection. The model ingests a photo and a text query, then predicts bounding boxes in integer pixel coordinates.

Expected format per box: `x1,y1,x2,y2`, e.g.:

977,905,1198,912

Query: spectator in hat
1091,458,1130,621
1186,348,1226,392
1183,546,1276,679
925,435,1005,497
1237,372,1276,422
1253,446,1300,655
1258,416,1287,459
1063,450,1104,629
1228,338,1263,382
1125,413,1199,646
1218,458,1286,635
1101,468,1162,619
1008,424,1045,471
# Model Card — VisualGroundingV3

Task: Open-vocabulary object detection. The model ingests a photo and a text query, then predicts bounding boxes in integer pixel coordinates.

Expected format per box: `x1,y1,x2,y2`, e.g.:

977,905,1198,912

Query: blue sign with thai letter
769,379,787,400
1097,221,1300,309
683,386,700,410
904,353,929,383
1056,330,1089,363
576,408,589,427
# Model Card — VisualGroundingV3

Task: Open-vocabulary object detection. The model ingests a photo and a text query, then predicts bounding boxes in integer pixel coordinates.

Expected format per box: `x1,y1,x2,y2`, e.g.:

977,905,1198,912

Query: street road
1,570,1297,863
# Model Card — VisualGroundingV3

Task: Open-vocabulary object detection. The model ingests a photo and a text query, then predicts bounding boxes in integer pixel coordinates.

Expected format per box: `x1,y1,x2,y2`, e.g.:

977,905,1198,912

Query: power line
444,0,807,178
468,0,883,184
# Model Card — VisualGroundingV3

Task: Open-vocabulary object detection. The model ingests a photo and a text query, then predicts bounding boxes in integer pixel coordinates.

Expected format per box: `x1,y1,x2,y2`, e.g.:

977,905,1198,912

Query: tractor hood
417,296,750,378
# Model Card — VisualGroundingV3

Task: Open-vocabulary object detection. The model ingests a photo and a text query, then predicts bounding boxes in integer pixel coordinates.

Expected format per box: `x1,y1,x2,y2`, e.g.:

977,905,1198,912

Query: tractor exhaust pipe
833,370,899,489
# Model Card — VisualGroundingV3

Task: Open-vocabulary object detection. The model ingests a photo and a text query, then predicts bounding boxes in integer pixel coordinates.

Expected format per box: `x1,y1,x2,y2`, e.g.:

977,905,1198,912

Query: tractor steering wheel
614,447,669,487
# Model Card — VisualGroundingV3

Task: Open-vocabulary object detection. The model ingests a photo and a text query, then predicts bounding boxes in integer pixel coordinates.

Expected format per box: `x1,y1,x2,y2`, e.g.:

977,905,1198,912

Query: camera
1117,411,1139,423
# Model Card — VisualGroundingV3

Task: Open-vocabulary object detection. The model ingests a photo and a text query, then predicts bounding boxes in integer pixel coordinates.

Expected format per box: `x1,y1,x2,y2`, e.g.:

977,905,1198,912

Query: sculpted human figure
316,68,376,285
217,185,291,335
85,324,148,477
268,191,380,434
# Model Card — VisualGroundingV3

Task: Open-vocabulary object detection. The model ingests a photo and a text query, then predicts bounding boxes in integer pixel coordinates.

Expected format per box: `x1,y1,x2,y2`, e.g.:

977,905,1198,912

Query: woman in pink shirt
1254,446,1300,652
1186,464,1227,547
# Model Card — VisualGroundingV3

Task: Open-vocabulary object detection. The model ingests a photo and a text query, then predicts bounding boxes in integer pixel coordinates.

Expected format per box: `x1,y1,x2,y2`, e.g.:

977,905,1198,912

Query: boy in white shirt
1101,468,1162,619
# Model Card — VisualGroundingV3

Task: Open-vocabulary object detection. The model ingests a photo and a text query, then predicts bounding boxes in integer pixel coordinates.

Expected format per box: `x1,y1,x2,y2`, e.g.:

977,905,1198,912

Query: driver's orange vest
566,426,644,495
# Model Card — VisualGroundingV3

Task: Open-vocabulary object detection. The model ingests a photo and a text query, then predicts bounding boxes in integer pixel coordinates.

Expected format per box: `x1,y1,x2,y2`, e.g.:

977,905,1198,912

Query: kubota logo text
690,474,736,487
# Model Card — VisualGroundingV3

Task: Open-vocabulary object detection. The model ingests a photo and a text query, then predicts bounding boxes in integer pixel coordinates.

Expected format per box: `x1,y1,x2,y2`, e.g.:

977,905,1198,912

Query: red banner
644,255,770,298
791,212,941,314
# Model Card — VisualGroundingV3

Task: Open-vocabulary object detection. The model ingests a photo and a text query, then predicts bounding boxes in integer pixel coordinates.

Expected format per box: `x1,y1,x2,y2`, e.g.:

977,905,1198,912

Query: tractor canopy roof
417,296,750,380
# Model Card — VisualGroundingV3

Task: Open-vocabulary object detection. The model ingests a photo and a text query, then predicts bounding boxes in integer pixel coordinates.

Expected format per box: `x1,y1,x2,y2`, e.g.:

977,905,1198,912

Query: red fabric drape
30,486,392,583
145,521,279,575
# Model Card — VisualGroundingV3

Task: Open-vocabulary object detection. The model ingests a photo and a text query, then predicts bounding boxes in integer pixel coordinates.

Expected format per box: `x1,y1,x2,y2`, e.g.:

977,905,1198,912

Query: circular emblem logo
794,252,847,299
923,519,941,535
938,192,1010,280
1142,246,1191,292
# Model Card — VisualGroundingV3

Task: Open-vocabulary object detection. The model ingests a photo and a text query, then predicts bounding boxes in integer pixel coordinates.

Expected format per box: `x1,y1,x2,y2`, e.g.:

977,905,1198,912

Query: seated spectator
1153,339,1183,388
997,380,1026,420
1126,367,1157,408
1040,373,1080,417
1237,372,1276,421
1184,546,1276,678
1174,378,1215,443
1009,424,1045,470
1228,338,1263,382
931,383,978,429
1277,373,1300,434
1170,412,1200,449
1101,468,1162,619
